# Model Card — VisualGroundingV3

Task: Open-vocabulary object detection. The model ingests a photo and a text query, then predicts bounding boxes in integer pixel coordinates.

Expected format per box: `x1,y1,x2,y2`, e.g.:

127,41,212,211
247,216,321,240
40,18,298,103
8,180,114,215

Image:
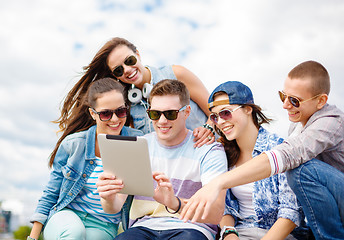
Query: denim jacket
30,125,143,225
224,127,303,229
130,65,208,134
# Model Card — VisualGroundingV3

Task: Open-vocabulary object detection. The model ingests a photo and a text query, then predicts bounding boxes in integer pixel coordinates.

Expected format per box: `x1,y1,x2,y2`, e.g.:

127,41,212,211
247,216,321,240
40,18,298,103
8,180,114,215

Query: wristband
220,226,239,239
165,196,181,214
27,237,37,240
202,123,215,135
222,229,239,239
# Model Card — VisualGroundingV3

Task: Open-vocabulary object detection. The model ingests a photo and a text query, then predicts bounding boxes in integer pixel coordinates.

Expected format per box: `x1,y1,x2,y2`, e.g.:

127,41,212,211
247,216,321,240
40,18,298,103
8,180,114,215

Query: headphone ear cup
142,82,153,99
128,87,142,103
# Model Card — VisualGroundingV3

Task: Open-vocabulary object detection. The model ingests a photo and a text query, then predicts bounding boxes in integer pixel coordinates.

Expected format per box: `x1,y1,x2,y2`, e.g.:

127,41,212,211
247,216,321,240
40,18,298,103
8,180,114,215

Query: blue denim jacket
224,127,303,229
30,125,143,225
130,65,208,134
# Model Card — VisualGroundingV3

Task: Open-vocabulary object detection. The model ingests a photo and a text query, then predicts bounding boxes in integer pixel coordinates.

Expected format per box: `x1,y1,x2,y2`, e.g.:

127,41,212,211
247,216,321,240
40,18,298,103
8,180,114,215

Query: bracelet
220,226,238,239
202,123,215,135
165,196,181,214
222,229,239,239
27,237,37,240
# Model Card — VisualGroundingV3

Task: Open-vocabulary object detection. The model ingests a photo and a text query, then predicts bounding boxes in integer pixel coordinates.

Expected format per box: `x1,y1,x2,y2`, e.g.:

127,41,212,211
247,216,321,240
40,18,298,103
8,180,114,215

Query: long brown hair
49,77,126,168
216,104,272,168
55,37,136,129
50,38,136,167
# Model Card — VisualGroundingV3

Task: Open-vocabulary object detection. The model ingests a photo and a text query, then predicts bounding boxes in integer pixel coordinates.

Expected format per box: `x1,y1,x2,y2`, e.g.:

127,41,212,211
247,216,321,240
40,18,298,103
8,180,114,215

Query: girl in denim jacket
55,37,215,148
28,78,143,240
207,81,309,240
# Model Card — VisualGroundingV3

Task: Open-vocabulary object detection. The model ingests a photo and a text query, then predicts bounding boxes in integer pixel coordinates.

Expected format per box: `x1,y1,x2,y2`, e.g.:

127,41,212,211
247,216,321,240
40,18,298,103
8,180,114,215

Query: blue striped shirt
68,157,121,224
129,131,227,240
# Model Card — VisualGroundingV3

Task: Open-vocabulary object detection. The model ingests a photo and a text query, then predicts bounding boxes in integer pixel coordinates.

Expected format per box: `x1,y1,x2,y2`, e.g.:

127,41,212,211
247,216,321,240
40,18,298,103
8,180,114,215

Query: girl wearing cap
28,78,143,240
56,37,214,148
207,81,306,240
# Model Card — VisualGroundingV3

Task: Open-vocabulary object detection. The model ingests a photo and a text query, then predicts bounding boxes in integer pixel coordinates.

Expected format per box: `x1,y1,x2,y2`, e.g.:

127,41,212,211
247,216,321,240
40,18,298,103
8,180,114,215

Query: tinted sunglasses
146,105,187,121
209,106,242,124
91,106,128,121
278,91,321,108
112,55,137,78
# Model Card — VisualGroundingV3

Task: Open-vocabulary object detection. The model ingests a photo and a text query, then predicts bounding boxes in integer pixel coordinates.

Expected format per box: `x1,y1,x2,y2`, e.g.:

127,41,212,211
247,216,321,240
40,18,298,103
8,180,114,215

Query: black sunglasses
209,106,242,124
146,105,187,121
91,106,128,121
278,91,321,108
112,55,137,78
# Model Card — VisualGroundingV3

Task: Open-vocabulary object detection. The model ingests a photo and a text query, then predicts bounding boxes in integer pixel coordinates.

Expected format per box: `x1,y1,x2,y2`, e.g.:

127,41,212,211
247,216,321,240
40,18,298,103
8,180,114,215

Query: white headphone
142,82,153,98
128,85,142,103
128,83,153,103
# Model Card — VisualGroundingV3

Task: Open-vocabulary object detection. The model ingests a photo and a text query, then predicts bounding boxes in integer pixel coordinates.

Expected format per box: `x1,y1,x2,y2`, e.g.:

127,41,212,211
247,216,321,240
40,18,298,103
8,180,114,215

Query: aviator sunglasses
209,105,242,124
278,91,321,108
91,106,128,121
147,105,187,121
112,55,137,78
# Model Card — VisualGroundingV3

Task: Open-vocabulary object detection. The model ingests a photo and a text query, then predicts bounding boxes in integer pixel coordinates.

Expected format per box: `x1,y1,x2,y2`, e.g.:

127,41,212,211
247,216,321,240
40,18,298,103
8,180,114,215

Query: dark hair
288,60,330,95
85,77,126,108
49,77,126,168
216,104,272,168
148,79,190,106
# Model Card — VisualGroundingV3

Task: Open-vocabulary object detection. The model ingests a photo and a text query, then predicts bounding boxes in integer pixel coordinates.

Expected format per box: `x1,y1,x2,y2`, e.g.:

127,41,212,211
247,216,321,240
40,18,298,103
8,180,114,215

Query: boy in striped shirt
97,79,227,240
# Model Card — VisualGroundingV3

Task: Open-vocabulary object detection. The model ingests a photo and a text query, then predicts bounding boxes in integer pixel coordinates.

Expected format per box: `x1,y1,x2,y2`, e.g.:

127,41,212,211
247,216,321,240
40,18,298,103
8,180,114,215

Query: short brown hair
148,79,190,106
288,60,330,95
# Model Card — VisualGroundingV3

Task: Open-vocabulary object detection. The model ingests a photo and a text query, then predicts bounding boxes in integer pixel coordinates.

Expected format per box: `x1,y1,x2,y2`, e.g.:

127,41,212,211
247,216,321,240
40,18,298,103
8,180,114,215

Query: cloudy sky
1,0,343,226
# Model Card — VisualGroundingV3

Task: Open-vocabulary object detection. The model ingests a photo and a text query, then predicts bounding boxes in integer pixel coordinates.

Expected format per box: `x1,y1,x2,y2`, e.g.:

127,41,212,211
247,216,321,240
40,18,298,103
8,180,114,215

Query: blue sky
1,0,343,226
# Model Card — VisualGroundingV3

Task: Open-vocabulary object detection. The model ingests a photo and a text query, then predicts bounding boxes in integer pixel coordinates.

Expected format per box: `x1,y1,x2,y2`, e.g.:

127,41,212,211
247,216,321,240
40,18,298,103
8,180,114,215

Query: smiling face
89,89,127,136
107,45,147,89
282,77,321,126
150,95,190,146
211,93,252,142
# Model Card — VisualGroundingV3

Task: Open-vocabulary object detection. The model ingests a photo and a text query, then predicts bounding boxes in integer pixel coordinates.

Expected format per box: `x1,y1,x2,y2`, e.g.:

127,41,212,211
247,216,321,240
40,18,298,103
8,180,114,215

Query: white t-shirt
231,182,256,218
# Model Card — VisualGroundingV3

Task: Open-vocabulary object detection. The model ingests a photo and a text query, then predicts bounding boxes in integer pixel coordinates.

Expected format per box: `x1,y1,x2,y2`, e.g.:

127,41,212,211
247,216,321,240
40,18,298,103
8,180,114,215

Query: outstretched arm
180,153,271,222
96,172,128,214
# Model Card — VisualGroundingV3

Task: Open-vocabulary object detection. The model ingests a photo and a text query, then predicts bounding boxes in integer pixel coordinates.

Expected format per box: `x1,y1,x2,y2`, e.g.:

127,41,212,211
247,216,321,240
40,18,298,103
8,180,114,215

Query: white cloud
0,138,50,225
183,0,344,137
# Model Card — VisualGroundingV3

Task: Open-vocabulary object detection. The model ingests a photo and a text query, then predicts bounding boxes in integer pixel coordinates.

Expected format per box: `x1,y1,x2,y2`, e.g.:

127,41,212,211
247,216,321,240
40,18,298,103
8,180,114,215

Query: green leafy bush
13,225,43,240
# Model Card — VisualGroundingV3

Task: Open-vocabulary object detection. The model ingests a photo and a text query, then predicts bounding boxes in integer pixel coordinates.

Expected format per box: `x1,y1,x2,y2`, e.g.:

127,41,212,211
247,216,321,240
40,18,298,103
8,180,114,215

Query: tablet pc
98,134,155,197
